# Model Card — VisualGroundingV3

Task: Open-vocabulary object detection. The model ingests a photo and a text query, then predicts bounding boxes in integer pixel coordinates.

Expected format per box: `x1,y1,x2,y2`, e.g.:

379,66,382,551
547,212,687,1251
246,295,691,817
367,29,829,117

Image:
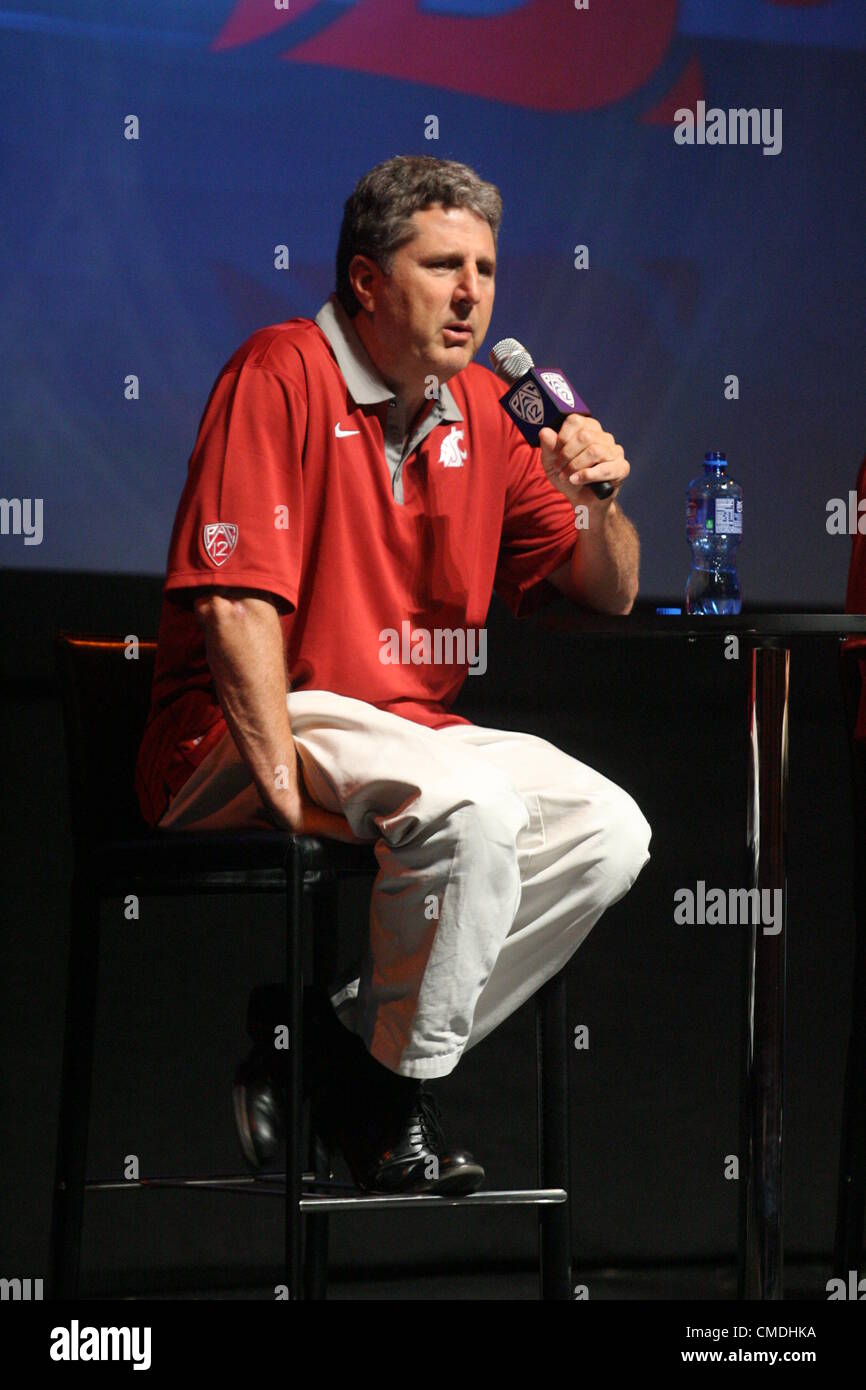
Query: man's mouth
443,323,473,340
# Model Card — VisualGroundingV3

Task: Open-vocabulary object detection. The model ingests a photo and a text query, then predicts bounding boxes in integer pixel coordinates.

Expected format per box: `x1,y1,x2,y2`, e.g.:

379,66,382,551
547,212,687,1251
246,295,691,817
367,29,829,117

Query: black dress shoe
231,983,358,1171
232,1040,287,1171
318,1081,486,1196
234,983,486,1194
232,985,316,1172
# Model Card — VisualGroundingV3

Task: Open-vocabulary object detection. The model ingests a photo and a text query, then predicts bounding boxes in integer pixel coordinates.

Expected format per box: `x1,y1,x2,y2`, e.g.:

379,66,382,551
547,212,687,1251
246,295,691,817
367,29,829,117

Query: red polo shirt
135,313,580,827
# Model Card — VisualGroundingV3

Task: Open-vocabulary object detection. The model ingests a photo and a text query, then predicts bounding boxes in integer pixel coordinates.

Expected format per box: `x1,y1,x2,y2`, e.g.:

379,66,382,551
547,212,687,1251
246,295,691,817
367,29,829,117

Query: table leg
536,970,572,1300
738,645,790,1299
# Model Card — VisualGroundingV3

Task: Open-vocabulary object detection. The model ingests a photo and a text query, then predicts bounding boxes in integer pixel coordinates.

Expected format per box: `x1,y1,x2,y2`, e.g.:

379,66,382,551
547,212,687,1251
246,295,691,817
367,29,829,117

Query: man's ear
348,253,380,314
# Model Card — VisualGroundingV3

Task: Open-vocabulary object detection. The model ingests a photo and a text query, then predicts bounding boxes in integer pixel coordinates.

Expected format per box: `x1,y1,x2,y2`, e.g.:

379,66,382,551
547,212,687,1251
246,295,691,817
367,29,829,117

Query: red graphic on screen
641,54,705,126
211,0,678,113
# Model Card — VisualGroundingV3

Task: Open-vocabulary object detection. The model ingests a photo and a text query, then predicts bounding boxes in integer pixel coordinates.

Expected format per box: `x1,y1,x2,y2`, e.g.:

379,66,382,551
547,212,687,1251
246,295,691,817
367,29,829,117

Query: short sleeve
163,363,307,612
493,423,578,618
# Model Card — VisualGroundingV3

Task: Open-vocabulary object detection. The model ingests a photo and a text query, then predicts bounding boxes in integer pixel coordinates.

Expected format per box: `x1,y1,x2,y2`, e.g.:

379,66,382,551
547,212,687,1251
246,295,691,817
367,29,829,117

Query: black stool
834,644,866,1280
49,631,573,1300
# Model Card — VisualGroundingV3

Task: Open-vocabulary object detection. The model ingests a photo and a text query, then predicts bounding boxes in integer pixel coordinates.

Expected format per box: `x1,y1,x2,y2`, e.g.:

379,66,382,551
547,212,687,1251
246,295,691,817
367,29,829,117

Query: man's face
352,203,496,396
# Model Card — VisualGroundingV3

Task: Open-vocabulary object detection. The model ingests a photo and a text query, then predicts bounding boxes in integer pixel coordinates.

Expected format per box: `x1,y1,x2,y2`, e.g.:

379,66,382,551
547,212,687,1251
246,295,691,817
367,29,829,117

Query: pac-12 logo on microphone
202,522,238,567
540,372,575,409
508,381,544,426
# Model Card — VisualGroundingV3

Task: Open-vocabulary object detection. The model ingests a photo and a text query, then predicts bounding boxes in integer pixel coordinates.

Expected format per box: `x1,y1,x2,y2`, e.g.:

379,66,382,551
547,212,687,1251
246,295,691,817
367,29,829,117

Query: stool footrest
78,1174,566,1210
299,1188,568,1213
80,1173,320,1193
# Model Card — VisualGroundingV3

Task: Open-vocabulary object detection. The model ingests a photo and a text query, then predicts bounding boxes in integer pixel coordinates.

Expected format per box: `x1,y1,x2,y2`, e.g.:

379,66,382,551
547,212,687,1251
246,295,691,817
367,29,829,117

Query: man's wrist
263,786,301,831
257,747,303,825
583,489,620,521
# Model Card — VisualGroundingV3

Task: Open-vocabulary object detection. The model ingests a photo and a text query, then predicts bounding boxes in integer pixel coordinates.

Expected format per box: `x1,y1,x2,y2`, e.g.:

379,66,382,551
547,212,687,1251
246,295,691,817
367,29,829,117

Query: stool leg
738,647,789,1301
536,969,572,1300
834,677,866,1282
303,1128,332,1300
48,871,100,1300
309,870,341,992
302,873,340,1299
834,900,866,1278
285,843,305,1299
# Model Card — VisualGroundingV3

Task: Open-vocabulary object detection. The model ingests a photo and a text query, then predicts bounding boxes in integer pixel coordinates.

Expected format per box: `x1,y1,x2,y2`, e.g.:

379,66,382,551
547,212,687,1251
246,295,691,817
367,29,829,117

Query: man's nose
454,266,482,304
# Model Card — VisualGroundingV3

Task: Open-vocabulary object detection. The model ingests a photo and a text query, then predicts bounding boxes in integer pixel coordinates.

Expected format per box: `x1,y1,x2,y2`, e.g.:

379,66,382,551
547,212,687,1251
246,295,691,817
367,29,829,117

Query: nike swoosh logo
334,423,360,437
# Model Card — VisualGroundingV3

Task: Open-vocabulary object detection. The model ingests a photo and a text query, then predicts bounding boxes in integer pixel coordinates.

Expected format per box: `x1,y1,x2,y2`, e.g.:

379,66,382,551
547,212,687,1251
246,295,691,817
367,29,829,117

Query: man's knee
597,787,652,900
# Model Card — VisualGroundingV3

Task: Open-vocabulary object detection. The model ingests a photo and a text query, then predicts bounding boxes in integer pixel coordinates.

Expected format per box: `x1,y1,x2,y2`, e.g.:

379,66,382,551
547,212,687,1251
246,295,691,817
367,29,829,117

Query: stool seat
85,829,378,888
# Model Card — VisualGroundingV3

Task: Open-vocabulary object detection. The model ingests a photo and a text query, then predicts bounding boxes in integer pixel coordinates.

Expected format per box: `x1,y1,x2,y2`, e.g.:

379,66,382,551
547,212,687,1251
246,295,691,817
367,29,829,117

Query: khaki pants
160,690,652,1078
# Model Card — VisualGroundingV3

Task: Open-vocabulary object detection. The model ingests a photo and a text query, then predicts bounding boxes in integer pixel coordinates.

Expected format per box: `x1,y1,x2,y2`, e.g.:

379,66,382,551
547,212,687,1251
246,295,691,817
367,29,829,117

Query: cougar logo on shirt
438,426,467,468
202,522,238,567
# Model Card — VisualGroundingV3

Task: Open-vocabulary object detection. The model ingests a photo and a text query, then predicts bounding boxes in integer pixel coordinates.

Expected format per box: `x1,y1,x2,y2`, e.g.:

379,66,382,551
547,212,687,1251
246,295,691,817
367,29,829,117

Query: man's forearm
570,498,640,614
196,593,300,819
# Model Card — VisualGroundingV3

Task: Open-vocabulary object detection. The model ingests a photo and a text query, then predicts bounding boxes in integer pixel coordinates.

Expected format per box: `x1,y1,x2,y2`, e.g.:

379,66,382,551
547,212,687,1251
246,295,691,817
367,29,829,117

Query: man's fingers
569,451,628,484
296,784,365,843
268,773,359,841
310,807,366,843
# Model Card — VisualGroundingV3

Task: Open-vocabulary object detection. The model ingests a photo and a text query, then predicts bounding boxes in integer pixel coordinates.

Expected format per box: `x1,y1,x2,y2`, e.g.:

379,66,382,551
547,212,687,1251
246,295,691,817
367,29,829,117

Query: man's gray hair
336,155,503,317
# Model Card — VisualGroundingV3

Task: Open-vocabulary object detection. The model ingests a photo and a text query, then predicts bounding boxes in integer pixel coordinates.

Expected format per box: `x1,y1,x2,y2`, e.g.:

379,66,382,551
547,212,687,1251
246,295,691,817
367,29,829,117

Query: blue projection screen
1,0,864,603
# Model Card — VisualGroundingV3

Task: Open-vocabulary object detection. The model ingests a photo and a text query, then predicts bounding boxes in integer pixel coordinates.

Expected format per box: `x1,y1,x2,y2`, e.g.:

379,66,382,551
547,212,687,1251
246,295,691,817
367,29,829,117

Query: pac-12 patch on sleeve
201,522,238,567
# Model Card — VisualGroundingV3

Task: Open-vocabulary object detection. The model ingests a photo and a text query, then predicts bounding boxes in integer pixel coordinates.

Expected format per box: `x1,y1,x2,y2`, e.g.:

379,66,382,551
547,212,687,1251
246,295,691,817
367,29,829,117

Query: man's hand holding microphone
538,414,629,506
489,337,629,506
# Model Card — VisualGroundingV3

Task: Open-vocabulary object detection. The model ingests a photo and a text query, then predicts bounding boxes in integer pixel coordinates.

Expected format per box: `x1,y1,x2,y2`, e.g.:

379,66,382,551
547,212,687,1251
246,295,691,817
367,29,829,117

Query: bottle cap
704,450,726,464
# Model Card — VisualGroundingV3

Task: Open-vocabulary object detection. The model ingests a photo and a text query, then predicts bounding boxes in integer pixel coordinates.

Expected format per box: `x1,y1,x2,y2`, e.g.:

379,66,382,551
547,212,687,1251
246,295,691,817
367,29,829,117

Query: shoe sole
359,1162,487,1197
428,1164,486,1196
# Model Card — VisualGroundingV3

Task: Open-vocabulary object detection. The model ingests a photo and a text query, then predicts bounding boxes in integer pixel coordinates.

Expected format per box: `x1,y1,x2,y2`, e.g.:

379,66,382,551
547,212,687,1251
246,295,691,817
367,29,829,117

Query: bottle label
714,498,742,534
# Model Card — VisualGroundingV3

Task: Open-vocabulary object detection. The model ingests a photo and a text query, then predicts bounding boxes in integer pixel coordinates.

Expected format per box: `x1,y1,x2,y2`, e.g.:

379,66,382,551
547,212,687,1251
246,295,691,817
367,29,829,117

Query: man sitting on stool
135,155,652,1195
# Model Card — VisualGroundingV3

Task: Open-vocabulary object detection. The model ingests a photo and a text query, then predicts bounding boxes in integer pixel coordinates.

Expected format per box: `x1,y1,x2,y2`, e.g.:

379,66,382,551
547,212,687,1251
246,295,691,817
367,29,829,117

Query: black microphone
489,338,615,500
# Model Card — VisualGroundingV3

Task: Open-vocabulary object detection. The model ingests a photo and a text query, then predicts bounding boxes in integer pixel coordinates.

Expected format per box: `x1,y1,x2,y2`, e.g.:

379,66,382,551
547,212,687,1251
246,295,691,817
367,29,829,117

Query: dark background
1,1,864,601
0,571,858,1298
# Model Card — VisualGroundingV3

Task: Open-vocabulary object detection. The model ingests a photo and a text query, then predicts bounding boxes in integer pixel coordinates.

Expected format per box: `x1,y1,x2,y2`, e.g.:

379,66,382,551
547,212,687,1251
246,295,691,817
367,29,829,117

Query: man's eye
428,260,494,274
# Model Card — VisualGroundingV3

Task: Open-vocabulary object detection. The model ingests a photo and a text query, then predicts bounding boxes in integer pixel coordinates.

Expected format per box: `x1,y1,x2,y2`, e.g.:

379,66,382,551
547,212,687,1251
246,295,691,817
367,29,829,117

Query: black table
537,609,866,1300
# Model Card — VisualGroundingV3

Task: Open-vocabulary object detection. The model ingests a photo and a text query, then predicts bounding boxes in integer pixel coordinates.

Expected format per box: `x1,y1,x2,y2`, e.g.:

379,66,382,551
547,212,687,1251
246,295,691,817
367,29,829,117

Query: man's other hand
267,767,367,844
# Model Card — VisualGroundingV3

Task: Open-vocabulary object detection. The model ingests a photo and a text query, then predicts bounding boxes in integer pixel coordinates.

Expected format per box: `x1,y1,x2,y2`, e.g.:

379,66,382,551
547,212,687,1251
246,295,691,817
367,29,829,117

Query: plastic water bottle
685,450,743,615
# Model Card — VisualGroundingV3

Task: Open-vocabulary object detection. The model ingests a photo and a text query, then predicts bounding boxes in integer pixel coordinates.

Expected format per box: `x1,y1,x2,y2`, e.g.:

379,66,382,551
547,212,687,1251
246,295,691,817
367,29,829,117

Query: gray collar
314,293,463,421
